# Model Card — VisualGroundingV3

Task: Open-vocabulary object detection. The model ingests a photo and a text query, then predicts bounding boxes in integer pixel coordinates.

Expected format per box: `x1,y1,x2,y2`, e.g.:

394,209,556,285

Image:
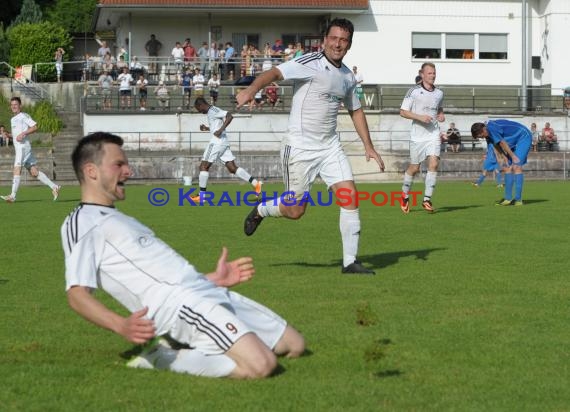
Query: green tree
12,0,43,26
7,21,71,81
0,23,10,67
47,0,97,34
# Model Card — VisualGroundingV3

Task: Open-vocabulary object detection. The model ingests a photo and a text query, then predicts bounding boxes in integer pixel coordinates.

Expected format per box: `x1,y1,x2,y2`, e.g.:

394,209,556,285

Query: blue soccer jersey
485,119,532,166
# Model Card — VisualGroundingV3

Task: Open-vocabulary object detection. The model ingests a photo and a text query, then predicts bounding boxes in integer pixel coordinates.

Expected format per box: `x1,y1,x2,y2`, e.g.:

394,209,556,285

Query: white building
93,0,570,93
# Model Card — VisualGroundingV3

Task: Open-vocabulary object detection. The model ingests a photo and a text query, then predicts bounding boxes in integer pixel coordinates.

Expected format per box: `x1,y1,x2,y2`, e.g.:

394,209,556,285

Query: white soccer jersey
206,105,229,144
61,203,224,336
400,84,444,141
11,112,36,146
118,73,133,91
277,52,361,150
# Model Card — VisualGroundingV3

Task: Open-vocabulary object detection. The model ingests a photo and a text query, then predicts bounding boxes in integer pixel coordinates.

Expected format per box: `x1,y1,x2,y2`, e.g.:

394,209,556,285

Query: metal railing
0,61,51,102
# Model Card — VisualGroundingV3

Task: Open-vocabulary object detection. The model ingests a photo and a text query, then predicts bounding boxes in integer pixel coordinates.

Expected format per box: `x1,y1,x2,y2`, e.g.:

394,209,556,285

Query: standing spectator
0,124,12,146
192,97,263,202
352,66,363,101
223,42,235,80
192,68,205,98
62,132,304,378
54,47,65,83
136,74,148,111
97,70,113,110
117,67,134,110
171,42,184,72
208,73,221,105
197,42,209,74
530,122,540,152
155,81,170,110
445,122,462,153
182,38,196,65
1,97,61,203
102,52,116,79
96,39,110,59
399,62,445,214
208,42,220,78
235,18,384,275
180,68,193,109
145,34,162,74
240,44,250,77
472,120,532,206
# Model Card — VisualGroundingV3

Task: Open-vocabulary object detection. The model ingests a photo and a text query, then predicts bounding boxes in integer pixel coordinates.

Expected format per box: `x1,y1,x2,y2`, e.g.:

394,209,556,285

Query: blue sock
476,174,485,185
514,174,524,201
495,171,502,185
504,173,514,200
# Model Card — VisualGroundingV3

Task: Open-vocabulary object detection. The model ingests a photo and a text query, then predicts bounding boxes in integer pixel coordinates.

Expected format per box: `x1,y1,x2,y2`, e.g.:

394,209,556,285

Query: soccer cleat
254,181,263,197
495,198,513,206
126,338,176,370
513,200,524,206
341,260,375,275
496,184,504,188
190,195,201,203
421,200,435,213
52,185,61,201
1,195,15,203
471,182,479,187
400,197,410,214
244,203,263,236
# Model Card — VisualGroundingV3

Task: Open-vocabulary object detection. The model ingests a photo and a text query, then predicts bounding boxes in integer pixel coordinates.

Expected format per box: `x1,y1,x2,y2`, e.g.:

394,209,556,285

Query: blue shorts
509,133,532,167
483,155,499,172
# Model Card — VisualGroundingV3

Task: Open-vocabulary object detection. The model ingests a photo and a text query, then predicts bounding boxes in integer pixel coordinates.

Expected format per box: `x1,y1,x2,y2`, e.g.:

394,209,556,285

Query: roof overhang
93,0,369,31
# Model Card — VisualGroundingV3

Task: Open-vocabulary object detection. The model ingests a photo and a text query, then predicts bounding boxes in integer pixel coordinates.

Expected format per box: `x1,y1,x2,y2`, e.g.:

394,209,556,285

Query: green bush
7,22,72,82
29,100,62,135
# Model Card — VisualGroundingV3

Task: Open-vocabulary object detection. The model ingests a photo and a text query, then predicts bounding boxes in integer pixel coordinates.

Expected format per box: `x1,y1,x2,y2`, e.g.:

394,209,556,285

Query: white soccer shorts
169,290,287,355
201,142,236,164
409,138,441,165
14,143,37,169
281,143,353,198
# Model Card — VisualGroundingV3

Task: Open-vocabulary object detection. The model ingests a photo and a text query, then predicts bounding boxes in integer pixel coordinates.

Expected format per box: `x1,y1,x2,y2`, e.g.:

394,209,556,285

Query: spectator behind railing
55,47,65,83
155,81,170,110
97,69,113,110
197,42,209,74
192,67,205,99
136,73,148,111
208,73,221,105
183,38,197,64
171,41,184,72
117,67,134,110
145,34,162,74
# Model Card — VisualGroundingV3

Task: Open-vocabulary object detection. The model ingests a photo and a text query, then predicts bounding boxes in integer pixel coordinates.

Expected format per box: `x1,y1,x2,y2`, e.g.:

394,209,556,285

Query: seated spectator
155,81,170,110
129,56,146,78
264,82,280,110
530,122,540,152
542,122,558,145
445,122,462,153
271,39,284,56
0,124,12,146
294,42,304,58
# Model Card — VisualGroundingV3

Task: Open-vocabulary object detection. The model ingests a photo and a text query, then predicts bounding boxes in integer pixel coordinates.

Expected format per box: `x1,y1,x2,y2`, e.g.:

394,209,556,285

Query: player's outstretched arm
236,68,283,109
349,108,385,172
67,285,155,344
206,247,255,287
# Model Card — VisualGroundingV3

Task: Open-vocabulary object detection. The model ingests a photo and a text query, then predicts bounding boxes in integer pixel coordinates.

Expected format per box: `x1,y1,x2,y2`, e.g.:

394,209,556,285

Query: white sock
340,208,360,267
234,167,252,184
402,173,414,199
11,175,21,198
258,196,283,217
424,171,438,200
198,171,209,190
37,171,57,190
170,349,236,378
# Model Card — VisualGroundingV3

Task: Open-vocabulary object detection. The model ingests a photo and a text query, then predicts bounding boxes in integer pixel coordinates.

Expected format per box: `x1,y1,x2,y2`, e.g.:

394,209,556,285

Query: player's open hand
235,89,254,109
366,148,385,172
122,307,156,344
207,247,255,287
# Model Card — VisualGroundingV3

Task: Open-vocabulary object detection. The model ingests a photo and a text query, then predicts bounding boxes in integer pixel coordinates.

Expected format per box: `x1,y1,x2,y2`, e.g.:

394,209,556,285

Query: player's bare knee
285,205,306,220
286,335,305,358
238,353,277,379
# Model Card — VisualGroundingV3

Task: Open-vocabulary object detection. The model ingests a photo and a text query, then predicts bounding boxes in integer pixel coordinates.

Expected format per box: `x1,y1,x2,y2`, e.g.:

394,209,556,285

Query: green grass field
1,181,568,411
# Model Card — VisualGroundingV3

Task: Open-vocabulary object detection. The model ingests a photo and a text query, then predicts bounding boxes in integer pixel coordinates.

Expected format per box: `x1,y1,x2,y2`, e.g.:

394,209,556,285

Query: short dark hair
10,96,22,105
71,132,124,182
194,97,208,107
471,122,486,138
325,18,354,45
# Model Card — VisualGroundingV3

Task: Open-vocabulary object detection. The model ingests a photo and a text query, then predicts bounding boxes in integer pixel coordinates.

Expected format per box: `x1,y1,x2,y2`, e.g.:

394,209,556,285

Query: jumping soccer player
192,97,262,202
471,119,532,206
235,18,384,275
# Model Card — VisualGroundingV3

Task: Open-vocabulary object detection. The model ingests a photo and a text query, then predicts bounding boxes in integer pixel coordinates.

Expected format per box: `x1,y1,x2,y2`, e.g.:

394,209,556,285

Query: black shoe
341,260,375,275
244,203,263,236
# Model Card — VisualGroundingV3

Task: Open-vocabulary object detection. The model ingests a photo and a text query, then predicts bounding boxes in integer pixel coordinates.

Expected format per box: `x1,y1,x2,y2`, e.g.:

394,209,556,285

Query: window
479,34,508,59
446,34,474,59
412,32,508,60
412,33,441,59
